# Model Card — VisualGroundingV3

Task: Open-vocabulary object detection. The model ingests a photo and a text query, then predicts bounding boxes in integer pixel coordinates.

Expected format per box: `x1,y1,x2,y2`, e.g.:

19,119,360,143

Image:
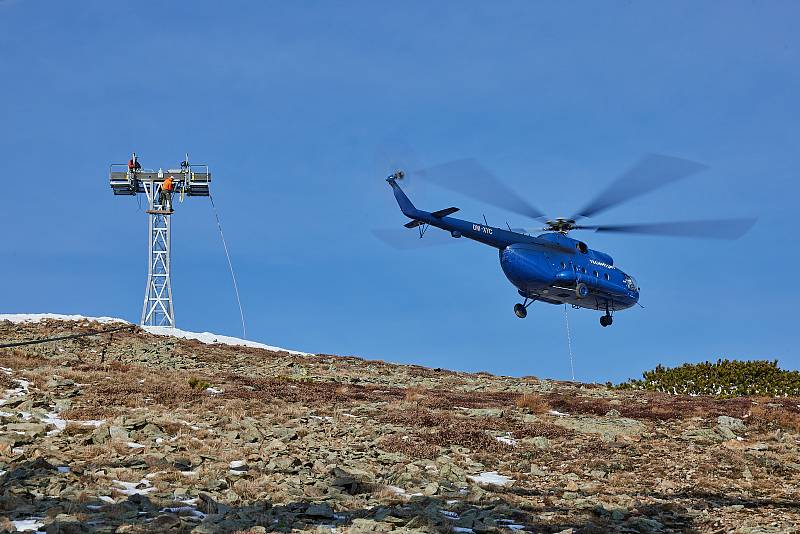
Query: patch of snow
2,378,31,406
41,412,67,434
0,313,310,356
452,528,474,533
86,504,104,511
112,479,156,496
127,442,145,449
57,466,70,473
439,510,459,519
206,387,223,394
385,485,406,495
468,471,514,486
548,409,568,417
179,471,198,477
0,411,13,417
143,325,310,355
229,460,247,469
98,495,116,504
12,518,45,532
497,519,526,530
496,435,517,447
0,313,127,325
76,419,105,427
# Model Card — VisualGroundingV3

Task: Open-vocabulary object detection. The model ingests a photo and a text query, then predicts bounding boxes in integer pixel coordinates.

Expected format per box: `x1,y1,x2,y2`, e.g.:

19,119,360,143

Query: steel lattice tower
109,154,211,327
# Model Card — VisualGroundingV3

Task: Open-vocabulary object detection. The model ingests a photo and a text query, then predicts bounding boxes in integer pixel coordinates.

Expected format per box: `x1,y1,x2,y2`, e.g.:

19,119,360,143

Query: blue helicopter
382,155,755,327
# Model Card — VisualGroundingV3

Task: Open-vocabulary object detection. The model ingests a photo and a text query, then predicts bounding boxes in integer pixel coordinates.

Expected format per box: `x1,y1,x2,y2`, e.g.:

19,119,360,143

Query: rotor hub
545,218,577,233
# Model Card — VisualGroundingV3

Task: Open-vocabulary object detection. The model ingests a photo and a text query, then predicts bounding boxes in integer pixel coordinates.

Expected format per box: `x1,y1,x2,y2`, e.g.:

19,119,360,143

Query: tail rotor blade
413,158,548,222
372,139,422,187
576,218,756,239
573,154,708,220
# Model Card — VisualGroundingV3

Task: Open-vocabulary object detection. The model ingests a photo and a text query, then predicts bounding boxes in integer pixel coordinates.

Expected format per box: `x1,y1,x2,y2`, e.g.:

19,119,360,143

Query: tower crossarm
109,164,211,197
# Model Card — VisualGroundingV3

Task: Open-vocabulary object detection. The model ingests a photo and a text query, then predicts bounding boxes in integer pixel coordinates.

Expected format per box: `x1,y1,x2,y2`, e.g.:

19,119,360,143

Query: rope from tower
0,324,134,349
209,193,247,339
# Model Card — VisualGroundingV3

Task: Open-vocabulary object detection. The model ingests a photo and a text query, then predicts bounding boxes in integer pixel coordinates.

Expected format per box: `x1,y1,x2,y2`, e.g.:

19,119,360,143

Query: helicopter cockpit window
560,261,566,270
623,275,638,291
575,242,588,254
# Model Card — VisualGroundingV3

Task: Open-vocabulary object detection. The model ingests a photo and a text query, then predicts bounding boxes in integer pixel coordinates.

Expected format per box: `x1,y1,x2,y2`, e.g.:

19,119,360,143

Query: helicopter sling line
563,304,576,381
209,193,247,340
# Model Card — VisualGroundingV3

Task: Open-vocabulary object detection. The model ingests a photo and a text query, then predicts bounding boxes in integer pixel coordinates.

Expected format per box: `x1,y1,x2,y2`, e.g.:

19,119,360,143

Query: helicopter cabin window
593,270,599,277
560,261,566,270
604,272,610,281
581,267,587,274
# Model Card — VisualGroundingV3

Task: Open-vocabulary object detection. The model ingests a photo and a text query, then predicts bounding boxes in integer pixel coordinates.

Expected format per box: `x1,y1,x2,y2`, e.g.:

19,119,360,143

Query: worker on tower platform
160,175,174,212
127,153,142,173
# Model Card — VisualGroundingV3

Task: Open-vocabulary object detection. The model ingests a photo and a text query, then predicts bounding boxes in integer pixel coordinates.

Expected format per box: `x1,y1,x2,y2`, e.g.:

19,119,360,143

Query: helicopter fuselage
387,177,640,313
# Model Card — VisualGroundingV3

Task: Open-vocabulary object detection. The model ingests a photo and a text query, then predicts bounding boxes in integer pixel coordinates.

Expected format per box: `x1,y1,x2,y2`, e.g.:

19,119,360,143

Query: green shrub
614,359,800,397
187,376,211,390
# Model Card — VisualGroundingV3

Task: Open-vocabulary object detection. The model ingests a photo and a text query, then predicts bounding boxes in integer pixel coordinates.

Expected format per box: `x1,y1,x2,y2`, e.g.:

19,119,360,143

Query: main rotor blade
371,228,462,249
511,227,546,235
413,159,548,222
575,218,756,239
573,154,708,220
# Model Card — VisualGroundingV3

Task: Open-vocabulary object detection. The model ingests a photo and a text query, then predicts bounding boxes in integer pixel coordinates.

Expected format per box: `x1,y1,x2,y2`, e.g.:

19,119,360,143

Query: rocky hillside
1,317,799,533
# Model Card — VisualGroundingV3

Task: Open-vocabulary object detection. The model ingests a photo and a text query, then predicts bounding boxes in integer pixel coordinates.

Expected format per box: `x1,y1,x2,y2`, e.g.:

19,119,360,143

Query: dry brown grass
544,391,754,421
515,393,550,414
748,403,800,432
60,406,119,421
378,435,438,459
378,407,572,459
63,422,96,436
380,407,572,440
0,349,43,370
404,387,426,403
0,372,14,389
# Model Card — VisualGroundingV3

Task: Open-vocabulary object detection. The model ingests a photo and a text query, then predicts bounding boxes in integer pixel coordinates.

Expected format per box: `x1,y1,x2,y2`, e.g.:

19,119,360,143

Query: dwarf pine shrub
187,376,211,390
615,359,800,397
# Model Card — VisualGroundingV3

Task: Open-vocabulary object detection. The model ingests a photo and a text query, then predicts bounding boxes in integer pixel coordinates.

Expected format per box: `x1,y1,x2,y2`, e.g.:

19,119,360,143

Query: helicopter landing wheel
575,282,589,299
514,303,528,319
600,315,613,327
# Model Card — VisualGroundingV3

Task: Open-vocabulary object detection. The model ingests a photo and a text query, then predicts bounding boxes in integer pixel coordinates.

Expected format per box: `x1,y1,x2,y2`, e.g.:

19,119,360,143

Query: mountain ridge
0,316,798,533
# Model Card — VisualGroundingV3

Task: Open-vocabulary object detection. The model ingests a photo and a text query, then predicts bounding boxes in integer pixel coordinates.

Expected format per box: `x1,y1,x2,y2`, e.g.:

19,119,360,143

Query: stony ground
1,318,799,533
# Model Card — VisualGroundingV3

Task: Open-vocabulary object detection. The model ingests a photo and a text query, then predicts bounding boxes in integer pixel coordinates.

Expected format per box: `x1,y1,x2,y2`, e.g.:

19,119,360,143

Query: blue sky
1,1,797,382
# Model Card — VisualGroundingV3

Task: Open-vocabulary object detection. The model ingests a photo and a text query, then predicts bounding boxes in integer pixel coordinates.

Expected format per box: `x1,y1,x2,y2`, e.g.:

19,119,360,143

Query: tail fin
386,175,420,218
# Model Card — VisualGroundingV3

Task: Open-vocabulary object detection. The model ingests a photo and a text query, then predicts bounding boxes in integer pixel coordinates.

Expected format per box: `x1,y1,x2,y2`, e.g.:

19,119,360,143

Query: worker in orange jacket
160,176,175,212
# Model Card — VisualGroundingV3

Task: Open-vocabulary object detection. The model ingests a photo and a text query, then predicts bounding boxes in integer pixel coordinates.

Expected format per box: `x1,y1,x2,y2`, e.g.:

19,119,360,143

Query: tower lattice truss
109,156,212,328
